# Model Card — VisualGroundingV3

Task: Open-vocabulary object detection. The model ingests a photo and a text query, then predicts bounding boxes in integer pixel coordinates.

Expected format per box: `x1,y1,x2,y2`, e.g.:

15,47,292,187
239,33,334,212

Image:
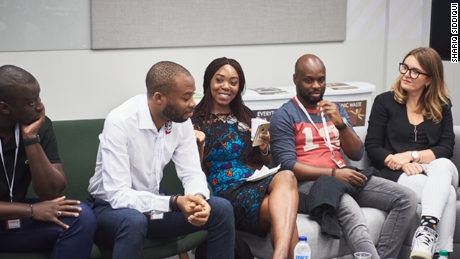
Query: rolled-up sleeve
270,107,298,171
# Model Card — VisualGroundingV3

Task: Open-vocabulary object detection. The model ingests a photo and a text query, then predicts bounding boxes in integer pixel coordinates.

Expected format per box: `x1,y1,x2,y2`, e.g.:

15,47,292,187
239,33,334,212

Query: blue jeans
90,196,235,259
0,199,97,259
298,176,418,259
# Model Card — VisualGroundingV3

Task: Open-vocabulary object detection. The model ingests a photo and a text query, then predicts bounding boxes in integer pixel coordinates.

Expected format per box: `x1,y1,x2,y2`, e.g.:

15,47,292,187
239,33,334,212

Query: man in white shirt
88,61,235,259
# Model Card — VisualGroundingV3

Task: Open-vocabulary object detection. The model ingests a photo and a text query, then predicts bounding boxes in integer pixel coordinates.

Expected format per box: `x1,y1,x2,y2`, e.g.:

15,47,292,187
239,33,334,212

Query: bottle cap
299,236,307,241
439,250,448,257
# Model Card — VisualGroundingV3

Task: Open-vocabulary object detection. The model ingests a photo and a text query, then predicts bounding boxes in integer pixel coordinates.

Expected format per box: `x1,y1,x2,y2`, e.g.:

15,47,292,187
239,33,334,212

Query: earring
425,84,429,89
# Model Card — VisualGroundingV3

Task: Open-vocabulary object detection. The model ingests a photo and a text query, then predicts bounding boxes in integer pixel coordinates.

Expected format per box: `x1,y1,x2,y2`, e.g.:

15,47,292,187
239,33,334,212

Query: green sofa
1,119,207,259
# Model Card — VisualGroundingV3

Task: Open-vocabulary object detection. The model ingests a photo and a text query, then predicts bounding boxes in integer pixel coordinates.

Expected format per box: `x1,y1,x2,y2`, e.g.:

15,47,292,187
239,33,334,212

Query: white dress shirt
88,94,209,214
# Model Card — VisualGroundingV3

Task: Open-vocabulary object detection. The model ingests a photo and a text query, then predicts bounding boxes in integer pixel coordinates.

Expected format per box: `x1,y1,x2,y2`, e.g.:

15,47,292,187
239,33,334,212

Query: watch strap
335,117,348,131
22,135,40,146
411,151,420,162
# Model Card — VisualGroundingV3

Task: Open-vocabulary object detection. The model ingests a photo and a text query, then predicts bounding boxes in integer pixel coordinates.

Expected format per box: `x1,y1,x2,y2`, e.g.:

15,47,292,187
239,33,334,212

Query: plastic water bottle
294,236,311,259
438,250,449,259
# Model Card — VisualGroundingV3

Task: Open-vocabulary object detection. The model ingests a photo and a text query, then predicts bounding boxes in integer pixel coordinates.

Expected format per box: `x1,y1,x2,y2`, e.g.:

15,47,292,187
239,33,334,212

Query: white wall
385,0,459,124
0,0,458,124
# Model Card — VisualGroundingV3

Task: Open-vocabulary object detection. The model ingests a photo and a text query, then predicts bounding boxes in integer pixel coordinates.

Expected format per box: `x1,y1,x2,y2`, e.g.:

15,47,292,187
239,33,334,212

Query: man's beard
162,103,188,123
299,91,324,105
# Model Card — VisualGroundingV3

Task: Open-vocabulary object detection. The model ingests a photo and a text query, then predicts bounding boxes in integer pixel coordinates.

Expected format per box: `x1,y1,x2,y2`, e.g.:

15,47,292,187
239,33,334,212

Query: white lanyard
0,124,20,202
294,96,335,154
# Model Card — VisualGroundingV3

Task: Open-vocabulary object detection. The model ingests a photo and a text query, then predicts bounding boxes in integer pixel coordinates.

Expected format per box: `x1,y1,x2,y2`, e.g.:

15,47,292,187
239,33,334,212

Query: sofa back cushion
49,119,185,202
452,126,460,170
53,119,105,202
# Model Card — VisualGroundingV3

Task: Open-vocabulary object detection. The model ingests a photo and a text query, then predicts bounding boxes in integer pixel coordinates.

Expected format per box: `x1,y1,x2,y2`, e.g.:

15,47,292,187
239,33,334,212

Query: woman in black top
365,47,458,259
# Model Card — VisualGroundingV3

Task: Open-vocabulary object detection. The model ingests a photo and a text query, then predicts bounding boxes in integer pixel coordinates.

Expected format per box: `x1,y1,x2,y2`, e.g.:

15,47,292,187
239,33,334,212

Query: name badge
6,219,21,229
150,213,164,220
331,154,345,168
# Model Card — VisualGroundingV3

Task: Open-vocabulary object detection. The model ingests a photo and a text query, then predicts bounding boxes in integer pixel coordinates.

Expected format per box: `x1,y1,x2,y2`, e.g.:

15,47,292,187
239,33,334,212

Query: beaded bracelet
169,195,182,212
169,196,174,211
260,144,271,156
173,195,181,212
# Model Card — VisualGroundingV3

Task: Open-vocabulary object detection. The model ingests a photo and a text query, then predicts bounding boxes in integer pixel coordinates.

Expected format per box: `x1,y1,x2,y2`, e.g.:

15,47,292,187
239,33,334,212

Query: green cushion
6,119,207,259
53,119,105,202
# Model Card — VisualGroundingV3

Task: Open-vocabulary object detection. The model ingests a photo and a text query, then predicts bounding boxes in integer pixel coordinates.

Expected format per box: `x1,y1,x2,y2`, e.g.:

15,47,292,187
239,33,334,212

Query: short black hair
0,65,37,102
145,61,191,97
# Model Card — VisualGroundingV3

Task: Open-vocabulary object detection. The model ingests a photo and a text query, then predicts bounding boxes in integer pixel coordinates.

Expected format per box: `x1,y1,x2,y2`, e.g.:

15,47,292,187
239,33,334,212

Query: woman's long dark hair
192,57,263,168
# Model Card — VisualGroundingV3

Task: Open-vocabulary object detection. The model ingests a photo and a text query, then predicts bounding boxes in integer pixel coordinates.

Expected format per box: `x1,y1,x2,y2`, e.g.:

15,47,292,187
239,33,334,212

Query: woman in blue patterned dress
192,57,299,259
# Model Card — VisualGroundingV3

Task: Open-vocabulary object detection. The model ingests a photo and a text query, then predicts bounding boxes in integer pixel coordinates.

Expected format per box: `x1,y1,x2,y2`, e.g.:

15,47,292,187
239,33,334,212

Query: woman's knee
430,157,452,165
273,170,297,187
448,186,457,203
429,158,457,174
428,158,459,184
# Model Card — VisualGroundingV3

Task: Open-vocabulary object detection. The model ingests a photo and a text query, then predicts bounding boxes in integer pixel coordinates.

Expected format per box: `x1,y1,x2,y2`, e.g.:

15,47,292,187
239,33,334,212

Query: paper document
244,165,281,182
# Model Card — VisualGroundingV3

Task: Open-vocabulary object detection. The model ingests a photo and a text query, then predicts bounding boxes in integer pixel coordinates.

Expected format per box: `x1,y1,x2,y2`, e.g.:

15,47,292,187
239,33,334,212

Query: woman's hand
194,130,205,148
258,131,270,154
402,162,424,175
384,152,412,170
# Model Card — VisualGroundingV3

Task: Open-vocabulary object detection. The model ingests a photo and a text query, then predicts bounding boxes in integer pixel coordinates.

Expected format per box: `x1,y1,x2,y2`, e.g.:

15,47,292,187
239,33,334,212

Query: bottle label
295,256,309,259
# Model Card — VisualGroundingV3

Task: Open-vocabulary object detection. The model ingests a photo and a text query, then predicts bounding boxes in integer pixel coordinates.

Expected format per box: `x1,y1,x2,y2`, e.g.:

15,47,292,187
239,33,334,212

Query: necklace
211,113,249,132
212,113,235,124
413,113,423,142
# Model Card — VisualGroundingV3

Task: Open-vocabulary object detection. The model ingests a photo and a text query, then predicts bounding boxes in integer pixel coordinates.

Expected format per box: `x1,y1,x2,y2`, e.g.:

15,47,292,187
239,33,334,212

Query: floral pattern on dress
193,114,273,236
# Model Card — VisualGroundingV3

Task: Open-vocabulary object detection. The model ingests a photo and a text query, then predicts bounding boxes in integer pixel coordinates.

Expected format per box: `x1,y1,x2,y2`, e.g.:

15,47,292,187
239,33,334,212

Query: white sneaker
410,226,438,259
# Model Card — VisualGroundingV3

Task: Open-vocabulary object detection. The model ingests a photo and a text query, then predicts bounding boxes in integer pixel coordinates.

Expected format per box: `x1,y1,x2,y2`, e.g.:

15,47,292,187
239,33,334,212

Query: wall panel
90,0,347,49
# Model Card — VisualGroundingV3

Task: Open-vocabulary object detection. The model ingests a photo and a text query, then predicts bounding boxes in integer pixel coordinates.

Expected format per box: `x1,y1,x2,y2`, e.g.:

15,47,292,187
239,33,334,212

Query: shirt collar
292,97,321,114
138,94,156,130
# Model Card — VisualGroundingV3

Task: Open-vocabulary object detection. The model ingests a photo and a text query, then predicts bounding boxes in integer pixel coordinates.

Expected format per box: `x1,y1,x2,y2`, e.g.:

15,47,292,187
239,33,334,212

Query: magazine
253,87,288,95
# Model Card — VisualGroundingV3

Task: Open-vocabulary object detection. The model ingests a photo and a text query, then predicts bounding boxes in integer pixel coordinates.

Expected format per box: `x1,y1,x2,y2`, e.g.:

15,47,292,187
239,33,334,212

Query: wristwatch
411,151,419,162
335,117,349,131
22,135,40,146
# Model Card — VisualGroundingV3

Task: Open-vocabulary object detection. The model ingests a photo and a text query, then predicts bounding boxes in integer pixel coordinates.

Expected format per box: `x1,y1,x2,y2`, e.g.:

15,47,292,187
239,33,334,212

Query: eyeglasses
226,115,249,132
215,114,249,132
399,63,431,79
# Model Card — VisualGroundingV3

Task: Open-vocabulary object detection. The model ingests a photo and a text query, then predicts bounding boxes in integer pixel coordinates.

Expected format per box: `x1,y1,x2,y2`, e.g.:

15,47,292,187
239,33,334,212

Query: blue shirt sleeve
337,103,364,161
270,102,299,171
